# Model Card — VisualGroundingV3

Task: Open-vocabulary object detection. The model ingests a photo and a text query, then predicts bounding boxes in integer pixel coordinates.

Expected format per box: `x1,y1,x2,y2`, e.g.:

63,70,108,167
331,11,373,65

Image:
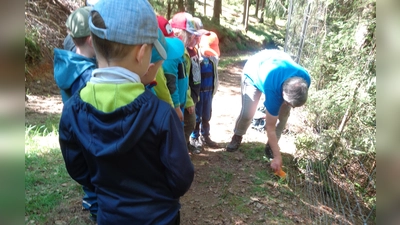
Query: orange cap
199,31,220,57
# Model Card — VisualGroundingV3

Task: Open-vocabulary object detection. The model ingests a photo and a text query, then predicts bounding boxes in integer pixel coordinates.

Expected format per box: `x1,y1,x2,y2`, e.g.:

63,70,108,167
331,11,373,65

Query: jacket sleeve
185,86,194,108
153,68,174,107
210,56,220,96
159,108,194,198
162,59,180,108
58,106,94,191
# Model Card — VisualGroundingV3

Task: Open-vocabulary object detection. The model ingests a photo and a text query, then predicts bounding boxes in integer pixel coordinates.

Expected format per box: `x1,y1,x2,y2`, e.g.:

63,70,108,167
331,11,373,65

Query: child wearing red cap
157,15,189,123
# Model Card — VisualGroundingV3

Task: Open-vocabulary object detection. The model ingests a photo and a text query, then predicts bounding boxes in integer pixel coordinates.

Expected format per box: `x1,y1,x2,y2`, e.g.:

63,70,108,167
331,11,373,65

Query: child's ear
135,44,149,64
87,36,93,47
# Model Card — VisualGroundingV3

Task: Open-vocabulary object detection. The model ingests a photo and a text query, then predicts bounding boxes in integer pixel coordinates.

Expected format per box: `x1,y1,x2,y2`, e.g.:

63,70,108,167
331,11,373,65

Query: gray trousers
233,76,291,141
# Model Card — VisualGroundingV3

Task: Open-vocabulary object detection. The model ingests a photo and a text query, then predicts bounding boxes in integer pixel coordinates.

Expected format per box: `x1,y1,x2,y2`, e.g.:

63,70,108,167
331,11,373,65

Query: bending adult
226,49,311,172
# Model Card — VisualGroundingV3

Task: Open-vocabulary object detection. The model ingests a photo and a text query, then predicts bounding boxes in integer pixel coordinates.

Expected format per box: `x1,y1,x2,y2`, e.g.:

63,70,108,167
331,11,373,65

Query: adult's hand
175,107,183,121
270,154,282,172
186,106,195,114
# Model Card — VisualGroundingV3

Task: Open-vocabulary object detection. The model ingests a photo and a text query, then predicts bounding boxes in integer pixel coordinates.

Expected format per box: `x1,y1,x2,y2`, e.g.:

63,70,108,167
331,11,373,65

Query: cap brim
197,29,210,36
202,48,220,57
165,37,184,60
154,39,167,60
185,29,200,36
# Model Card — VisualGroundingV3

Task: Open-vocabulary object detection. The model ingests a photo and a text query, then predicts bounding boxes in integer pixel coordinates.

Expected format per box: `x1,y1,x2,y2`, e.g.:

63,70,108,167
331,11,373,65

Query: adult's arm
265,111,282,172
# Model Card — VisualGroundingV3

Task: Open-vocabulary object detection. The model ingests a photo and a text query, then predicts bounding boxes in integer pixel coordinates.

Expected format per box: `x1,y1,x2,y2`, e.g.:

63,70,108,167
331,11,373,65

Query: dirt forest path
25,53,310,224
178,53,308,224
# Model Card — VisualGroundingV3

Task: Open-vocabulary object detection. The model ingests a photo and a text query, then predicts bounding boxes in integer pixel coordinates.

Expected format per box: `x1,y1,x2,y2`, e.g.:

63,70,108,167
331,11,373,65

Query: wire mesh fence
284,0,376,224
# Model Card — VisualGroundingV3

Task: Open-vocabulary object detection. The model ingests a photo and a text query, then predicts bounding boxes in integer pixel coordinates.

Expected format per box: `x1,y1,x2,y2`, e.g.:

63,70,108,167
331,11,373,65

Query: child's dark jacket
59,89,194,224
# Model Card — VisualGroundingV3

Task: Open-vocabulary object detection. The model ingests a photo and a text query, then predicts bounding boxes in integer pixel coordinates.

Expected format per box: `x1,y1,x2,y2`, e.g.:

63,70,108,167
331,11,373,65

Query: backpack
251,106,266,132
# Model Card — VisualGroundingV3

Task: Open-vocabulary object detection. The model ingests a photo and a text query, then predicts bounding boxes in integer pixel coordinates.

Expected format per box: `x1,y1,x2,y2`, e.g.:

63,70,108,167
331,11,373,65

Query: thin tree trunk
167,0,173,19
204,0,207,15
213,0,222,25
178,0,184,12
255,0,260,17
186,0,195,14
296,1,311,64
284,0,294,52
259,0,266,23
245,0,250,30
242,0,247,24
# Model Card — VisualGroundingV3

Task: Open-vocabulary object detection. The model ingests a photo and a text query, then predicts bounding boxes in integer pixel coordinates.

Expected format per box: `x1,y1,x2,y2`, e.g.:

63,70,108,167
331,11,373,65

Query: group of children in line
54,0,221,224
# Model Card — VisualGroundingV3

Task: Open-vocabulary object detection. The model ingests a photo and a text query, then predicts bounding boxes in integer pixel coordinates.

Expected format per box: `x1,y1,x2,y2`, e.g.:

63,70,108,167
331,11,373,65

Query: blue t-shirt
243,50,311,116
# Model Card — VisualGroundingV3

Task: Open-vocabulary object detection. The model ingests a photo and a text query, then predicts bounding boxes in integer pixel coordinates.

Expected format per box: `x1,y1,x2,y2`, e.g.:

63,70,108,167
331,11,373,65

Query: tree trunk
243,0,250,30
242,0,247,24
255,0,260,18
186,0,195,14
212,0,222,25
246,0,250,24
204,0,207,15
259,0,266,23
167,0,173,19
178,0,184,12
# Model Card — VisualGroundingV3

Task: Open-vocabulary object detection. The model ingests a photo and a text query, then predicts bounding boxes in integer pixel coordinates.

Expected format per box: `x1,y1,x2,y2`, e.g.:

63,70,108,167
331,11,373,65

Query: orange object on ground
274,168,287,179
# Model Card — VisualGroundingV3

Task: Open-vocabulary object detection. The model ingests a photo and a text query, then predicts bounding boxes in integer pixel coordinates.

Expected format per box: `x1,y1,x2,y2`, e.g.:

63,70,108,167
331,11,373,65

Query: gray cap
89,0,166,59
66,6,92,38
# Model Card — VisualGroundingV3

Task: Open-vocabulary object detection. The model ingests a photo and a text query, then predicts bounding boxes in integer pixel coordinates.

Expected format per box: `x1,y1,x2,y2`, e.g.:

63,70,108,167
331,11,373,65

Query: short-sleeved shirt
243,50,311,116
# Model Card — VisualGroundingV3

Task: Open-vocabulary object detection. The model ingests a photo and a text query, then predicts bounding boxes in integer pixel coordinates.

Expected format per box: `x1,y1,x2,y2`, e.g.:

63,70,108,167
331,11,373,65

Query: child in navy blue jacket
54,6,99,221
58,0,194,224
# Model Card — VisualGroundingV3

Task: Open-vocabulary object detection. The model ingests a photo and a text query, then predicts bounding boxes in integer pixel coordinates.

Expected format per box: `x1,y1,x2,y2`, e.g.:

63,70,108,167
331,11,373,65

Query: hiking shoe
264,143,274,159
200,135,219,148
226,135,242,152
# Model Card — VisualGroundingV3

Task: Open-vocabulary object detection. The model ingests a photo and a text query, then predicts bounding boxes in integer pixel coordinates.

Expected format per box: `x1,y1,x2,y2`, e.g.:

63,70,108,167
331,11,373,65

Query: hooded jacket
53,48,96,102
59,74,194,224
162,49,194,109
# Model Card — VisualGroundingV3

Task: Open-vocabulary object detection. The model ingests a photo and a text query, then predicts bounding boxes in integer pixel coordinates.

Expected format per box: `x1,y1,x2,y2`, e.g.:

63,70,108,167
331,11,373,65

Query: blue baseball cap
151,28,184,63
88,0,166,60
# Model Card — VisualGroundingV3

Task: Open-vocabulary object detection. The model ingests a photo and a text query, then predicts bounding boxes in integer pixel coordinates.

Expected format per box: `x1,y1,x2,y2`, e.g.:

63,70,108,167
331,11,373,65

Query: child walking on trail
53,6,98,221
58,0,194,224
190,30,221,148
